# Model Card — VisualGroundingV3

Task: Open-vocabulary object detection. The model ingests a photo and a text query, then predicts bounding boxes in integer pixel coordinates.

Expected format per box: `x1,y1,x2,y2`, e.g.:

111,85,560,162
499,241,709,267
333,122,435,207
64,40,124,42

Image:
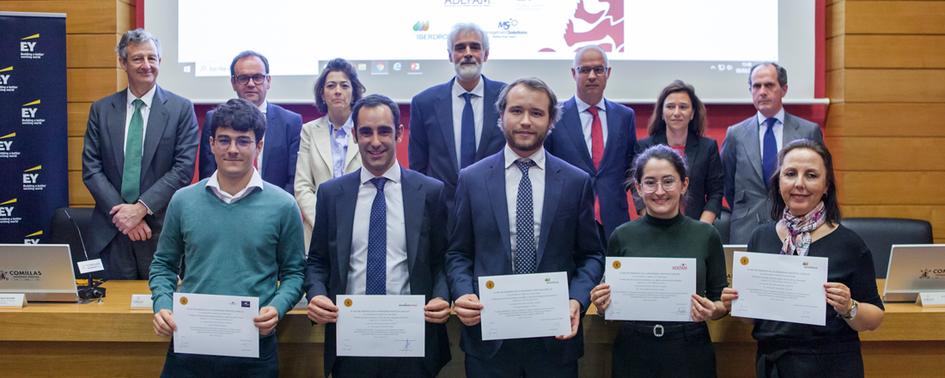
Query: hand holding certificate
731,251,828,326
604,257,696,322
172,293,259,358
478,272,571,341
336,295,425,357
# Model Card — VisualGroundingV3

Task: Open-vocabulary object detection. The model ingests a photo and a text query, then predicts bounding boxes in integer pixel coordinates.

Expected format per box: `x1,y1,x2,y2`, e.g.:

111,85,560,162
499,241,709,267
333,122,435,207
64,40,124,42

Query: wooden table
1,280,943,377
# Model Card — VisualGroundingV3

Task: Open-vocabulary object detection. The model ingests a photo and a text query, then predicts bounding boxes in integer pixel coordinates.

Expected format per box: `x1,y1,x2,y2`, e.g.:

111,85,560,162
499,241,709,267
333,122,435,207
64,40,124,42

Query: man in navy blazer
409,23,506,208
546,46,637,243
198,51,301,193
304,95,451,377
447,78,604,377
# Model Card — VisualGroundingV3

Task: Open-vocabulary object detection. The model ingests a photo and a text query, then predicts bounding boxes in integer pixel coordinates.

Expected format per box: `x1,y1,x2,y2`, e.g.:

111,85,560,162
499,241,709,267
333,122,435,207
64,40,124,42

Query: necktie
460,92,476,169
121,99,144,203
587,106,604,223
514,160,538,274
366,177,387,295
762,117,778,188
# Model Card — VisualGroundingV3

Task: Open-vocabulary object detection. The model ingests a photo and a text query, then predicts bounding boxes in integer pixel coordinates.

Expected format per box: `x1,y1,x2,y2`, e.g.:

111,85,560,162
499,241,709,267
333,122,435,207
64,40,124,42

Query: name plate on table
130,294,153,309
77,258,105,274
0,293,27,308
916,292,945,307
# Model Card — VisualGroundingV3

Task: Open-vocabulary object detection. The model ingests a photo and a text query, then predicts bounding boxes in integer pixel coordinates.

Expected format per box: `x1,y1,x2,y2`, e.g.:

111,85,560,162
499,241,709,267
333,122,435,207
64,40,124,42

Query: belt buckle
653,324,664,338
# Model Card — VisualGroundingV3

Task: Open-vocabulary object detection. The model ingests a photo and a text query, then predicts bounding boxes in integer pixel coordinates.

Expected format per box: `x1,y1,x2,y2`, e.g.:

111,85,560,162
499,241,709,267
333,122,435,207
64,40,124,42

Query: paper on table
336,294,425,357
731,251,828,326
173,292,259,358
478,272,571,341
605,257,696,322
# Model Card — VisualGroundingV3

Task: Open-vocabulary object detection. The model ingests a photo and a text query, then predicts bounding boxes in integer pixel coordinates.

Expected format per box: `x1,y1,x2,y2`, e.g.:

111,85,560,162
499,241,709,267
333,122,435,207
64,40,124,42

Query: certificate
605,257,696,322
731,251,828,326
336,295,425,357
478,272,571,341
172,293,259,358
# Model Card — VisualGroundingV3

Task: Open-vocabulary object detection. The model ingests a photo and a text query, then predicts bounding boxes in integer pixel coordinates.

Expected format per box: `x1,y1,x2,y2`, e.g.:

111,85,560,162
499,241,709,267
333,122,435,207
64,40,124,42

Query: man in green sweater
148,98,305,377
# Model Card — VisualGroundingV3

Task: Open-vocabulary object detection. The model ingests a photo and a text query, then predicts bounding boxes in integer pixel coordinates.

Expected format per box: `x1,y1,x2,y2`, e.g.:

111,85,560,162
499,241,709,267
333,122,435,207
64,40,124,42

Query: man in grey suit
82,29,198,279
722,63,823,244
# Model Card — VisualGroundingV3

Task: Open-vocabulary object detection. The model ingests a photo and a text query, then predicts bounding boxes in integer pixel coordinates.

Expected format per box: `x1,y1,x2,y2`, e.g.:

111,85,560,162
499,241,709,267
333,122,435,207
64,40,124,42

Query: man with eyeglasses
545,45,637,244
198,50,302,193
150,98,305,377
409,23,507,210
82,29,198,279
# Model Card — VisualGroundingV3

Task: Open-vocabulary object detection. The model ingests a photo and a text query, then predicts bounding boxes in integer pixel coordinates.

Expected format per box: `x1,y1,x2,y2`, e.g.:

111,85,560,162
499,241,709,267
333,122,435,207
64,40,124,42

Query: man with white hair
408,22,507,209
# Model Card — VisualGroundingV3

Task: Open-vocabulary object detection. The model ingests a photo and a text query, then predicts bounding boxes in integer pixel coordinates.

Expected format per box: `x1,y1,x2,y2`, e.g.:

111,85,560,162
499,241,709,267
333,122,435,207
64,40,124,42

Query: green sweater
607,214,726,301
149,180,305,318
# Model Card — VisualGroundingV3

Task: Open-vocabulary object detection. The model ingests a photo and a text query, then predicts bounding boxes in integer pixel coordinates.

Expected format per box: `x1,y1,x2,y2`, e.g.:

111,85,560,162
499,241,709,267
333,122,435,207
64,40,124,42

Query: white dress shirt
504,146,545,267
574,96,609,153
122,85,157,154
205,168,264,204
451,76,485,167
347,162,410,295
756,107,785,153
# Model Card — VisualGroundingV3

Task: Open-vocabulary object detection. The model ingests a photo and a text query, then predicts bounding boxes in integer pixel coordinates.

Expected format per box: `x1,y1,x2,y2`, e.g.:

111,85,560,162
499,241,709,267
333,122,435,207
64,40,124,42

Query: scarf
777,201,826,256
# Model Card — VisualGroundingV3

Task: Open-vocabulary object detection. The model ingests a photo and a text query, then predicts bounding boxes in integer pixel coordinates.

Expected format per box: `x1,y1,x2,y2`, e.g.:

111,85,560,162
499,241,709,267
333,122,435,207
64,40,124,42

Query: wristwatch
841,299,858,320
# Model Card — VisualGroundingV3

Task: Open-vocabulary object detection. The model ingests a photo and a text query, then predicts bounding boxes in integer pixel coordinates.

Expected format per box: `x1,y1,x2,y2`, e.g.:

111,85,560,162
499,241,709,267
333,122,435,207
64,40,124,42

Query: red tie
588,107,604,224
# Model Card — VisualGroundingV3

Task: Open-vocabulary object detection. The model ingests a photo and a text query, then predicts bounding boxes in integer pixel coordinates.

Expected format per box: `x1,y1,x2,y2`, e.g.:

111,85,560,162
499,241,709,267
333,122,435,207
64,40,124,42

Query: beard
454,60,482,81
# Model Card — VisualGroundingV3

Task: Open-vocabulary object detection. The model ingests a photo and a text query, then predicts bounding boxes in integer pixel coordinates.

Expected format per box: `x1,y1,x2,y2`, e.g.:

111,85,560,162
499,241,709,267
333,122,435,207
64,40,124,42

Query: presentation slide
147,0,816,104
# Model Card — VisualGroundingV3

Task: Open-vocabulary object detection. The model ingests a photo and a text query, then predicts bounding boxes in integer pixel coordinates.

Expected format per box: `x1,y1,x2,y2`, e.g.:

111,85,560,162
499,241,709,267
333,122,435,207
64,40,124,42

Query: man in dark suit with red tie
545,46,637,243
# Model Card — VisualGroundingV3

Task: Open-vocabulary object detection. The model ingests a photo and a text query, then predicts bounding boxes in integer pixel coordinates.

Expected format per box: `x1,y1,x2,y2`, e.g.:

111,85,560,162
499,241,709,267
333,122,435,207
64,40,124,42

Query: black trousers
160,332,278,377
611,321,717,378
332,356,430,378
756,339,864,378
102,231,158,280
465,338,578,378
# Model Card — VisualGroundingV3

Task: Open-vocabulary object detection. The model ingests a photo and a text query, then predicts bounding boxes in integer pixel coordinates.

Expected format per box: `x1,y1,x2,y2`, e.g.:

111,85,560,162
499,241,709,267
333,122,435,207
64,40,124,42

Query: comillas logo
0,132,19,159
21,33,44,60
23,165,46,191
0,66,16,92
0,198,22,225
24,230,43,244
21,99,45,126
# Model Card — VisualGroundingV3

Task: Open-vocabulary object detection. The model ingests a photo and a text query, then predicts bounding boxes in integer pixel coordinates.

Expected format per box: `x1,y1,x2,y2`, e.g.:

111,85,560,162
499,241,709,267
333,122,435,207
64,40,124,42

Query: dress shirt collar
329,115,354,134
126,84,157,109
205,168,264,203
257,100,268,114
503,145,546,171
756,107,785,127
574,95,606,114
359,161,402,185
452,75,485,98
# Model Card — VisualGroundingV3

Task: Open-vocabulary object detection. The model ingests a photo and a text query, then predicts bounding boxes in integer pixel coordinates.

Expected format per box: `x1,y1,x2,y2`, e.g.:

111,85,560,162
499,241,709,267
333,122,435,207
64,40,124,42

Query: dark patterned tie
514,159,538,274
460,92,476,169
365,177,387,295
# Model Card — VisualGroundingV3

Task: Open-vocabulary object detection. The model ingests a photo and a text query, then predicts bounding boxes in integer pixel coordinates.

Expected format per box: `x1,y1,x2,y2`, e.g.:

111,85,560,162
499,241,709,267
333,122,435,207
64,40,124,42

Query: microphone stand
63,209,107,301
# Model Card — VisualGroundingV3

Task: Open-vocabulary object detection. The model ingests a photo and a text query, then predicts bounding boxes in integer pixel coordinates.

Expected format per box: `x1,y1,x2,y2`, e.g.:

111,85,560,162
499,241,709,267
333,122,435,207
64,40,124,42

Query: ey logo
0,66,12,85
0,198,16,217
20,34,39,52
0,132,14,151
22,99,40,119
23,165,41,184
24,230,43,244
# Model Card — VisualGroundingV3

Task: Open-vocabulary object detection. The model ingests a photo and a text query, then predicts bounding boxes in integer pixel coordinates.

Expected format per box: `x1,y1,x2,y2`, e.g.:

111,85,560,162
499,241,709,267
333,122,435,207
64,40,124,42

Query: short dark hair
229,50,269,77
647,80,707,137
749,62,788,87
630,144,689,185
314,58,365,114
496,78,561,125
352,94,401,137
210,98,266,141
768,139,841,225
117,29,161,60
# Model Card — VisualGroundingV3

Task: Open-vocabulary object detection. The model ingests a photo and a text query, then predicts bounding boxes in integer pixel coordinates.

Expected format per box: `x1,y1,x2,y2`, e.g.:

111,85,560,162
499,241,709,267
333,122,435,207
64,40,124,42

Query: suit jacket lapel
344,127,359,171
401,170,423,275
436,80,459,172
538,157,562,266
140,86,167,172
782,114,800,144
313,118,334,175
486,157,512,271
109,91,128,170
335,173,360,291
601,100,625,169
563,98,594,171
477,78,500,159
260,104,279,176
743,118,764,182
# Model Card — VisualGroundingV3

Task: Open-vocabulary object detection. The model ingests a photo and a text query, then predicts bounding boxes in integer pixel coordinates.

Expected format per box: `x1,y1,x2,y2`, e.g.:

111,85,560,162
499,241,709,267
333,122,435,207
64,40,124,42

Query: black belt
620,321,709,340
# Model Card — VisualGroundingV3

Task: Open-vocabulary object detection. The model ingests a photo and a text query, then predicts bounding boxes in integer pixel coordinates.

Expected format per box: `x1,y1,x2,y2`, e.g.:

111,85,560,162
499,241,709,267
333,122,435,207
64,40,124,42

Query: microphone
63,209,106,300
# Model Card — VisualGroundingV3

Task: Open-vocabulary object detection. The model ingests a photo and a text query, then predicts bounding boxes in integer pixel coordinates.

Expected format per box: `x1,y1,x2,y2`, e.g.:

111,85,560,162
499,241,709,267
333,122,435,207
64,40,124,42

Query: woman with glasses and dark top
721,139,884,377
633,80,723,224
591,144,728,377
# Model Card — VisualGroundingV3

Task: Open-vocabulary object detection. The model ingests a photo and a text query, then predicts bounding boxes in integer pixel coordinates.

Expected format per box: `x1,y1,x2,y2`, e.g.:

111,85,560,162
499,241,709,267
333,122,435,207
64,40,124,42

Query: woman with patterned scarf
720,139,884,378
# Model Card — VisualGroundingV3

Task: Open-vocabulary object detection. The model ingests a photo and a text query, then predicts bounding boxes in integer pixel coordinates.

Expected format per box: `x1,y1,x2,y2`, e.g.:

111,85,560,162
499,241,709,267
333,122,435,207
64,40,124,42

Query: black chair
46,207,106,280
714,208,731,245
840,217,933,278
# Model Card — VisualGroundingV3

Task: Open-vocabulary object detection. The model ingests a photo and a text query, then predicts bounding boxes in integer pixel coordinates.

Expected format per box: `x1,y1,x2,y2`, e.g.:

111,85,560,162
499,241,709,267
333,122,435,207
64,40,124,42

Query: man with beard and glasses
446,78,604,377
408,22,507,210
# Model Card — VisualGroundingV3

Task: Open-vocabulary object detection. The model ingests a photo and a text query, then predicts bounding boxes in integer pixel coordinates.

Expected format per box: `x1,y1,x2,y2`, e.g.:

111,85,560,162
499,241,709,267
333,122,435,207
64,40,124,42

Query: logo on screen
0,132,18,159
21,99,45,126
541,0,624,53
0,198,21,225
24,230,42,244
0,66,17,92
23,165,45,191
919,268,945,279
497,19,519,31
412,21,430,32
0,269,42,281
20,33,44,60
443,0,490,7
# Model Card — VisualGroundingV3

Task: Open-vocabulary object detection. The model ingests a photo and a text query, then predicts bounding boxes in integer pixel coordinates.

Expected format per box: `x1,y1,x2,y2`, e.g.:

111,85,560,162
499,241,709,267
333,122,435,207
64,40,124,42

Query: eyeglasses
640,177,679,193
233,74,268,85
575,65,607,75
213,136,256,149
